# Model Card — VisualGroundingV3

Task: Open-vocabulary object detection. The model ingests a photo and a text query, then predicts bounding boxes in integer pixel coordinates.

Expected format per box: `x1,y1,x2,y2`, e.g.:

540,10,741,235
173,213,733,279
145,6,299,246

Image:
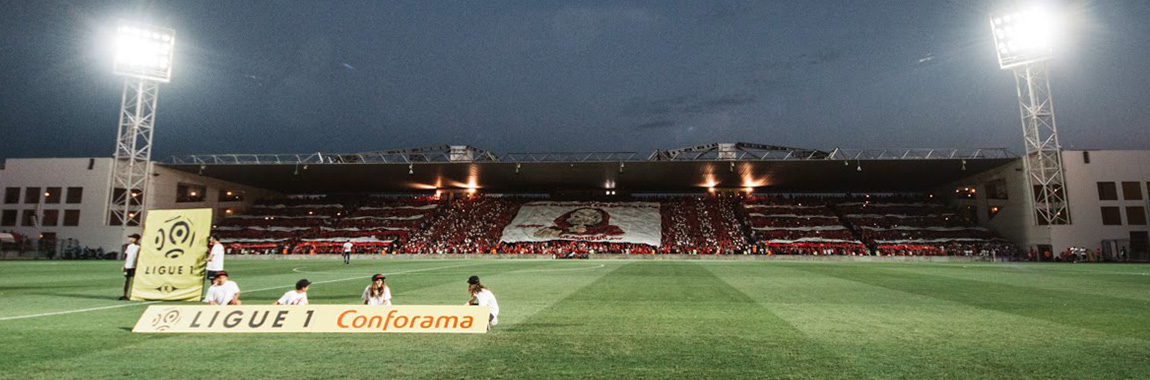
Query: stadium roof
163,143,1018,193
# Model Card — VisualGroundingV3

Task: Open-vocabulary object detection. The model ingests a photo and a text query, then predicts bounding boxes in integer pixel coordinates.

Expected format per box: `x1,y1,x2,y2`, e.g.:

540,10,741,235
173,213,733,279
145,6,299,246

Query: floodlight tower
990,5,1069,225
108,23,174,229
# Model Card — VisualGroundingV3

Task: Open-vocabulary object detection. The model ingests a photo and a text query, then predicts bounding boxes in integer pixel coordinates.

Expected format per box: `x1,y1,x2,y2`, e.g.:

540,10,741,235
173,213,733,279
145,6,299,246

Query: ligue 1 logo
153,216,197,259
150,308,181,332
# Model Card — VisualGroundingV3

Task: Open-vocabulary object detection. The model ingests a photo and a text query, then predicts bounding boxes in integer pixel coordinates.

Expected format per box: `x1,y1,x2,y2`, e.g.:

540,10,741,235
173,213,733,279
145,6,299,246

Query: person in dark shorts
206,235,225,281
119,234,141,300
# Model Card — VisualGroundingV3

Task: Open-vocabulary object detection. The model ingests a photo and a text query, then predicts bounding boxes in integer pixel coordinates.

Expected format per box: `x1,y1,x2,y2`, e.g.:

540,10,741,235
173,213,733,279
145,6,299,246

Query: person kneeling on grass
275,279,311,305
363,274,392,305
465,275,498,327
203,271,241,305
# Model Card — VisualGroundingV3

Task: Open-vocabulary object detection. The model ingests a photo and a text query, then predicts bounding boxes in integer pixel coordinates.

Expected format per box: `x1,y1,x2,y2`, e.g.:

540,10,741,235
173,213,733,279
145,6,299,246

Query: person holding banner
362,274,392,305
203,271,241,305
119,234,141,300
466,275,499,326
206,235,225,281
275,279,311,305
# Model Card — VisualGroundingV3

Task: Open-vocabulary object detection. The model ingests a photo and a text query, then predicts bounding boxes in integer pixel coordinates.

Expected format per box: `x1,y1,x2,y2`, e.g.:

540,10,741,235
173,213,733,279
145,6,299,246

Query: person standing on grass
275,279,311,305
203,271,241,305
342,239,353,265
206,235,225,281
465,275,499,327
119,233,141,300
362,274,392,305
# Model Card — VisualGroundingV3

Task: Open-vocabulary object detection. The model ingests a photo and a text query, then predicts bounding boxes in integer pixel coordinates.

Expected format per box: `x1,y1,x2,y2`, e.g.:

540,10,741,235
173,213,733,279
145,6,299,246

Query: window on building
1097,182,1118,201
24,187,41,204
1101,207,1122,225
1082,151,1090,164
21,209,37,226
1,210,16,226
3,187,18,204
66,187,83,204
1122,182,1143,201
218,189,244,202
63,210,81,226
41,209,59,227
44,187,62,204
177,184,207,203
986,179,1008,200
1127,206,1147,225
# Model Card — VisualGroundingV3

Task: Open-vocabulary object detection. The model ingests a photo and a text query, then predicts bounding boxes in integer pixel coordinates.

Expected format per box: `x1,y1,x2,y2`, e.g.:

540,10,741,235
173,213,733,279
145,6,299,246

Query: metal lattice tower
1013,63,1069,224
108,79,160,226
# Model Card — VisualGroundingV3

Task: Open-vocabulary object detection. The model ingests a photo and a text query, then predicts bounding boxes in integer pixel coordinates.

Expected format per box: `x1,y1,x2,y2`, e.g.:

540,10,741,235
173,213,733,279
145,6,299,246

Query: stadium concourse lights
990,4,1057,70
114,23,175,82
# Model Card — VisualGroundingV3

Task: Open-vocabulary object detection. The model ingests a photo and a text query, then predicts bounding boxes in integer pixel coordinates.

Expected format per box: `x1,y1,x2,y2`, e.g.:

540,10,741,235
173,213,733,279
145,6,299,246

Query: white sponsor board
500,202,661,247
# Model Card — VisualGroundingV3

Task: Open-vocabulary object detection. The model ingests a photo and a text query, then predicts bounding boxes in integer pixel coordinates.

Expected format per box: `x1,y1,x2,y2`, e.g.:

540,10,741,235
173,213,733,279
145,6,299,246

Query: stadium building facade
2,145,1147,260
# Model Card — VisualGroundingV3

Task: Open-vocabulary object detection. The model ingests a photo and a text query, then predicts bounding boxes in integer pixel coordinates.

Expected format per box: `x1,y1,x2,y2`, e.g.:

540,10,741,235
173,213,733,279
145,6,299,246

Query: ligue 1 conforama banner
133,305,490,333
130,208,213,301
500,201,661,247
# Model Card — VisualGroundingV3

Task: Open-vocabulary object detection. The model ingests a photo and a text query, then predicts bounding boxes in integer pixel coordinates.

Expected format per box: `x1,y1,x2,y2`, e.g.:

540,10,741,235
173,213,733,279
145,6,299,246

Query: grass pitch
1,259,1149,379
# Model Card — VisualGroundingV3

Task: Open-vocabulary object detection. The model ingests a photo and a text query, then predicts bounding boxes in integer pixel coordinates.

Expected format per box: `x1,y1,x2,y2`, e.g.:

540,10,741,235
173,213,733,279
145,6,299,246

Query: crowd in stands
659,196,749,254
838,198,1004,256
214,195,439,254
211,193,1018,258
743,195,868,255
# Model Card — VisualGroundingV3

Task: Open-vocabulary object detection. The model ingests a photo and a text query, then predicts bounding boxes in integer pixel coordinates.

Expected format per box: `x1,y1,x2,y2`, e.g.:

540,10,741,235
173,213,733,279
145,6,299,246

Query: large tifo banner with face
132,305,490,333
130,208,213,301
500,201,661,247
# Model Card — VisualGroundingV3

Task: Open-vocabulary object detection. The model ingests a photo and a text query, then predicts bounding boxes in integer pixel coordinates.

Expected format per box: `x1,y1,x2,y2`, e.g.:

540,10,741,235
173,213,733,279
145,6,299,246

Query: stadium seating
213,193,1013,257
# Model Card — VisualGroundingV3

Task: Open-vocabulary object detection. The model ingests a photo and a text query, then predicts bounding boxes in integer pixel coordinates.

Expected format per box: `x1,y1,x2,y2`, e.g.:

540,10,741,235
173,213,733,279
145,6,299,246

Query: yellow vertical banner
130,208,213,301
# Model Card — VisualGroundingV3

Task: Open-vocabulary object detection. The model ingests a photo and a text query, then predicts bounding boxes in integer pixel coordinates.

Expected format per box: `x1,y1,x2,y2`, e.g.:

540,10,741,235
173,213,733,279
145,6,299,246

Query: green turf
1,259,1149,379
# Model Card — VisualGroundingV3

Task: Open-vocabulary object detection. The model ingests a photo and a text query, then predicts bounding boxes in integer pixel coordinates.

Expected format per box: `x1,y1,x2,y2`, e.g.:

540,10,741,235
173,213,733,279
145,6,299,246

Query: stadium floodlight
114,23,175,83
989,4,1070,225
990,5,1055,70
107,21,175,233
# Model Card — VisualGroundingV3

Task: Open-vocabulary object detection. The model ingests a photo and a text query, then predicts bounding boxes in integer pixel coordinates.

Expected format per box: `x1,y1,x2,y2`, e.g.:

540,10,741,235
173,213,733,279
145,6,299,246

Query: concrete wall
0,158,124,253
0,158,279,253
1050,150,1150,253
940,150,1150,255
936,159,1051,251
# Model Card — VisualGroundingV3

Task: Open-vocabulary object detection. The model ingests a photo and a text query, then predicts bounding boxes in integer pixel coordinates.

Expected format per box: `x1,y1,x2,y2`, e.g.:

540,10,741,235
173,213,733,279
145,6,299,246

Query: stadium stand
212,193,1015,257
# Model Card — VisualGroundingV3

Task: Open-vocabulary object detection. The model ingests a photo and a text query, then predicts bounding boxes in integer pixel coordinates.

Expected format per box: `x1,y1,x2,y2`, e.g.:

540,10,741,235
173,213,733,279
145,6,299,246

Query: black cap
371,274,385,281
216,270,228,278
467,275,480,284
128,233,141,240
296,279,312,289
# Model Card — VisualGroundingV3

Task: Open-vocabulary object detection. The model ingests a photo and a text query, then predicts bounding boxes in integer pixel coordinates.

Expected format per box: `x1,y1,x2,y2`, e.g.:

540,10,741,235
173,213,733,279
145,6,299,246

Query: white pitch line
0,263,481,323
0,301,164,322
502,264,606,274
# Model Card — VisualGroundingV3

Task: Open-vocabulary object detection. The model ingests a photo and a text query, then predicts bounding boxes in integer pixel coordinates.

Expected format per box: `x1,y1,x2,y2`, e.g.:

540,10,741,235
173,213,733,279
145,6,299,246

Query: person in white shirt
202,271,241,305
119,234,141,300
205,235,225,281
342,240,353,265
362,274,392,305
466,275,499,327
275,279,311,305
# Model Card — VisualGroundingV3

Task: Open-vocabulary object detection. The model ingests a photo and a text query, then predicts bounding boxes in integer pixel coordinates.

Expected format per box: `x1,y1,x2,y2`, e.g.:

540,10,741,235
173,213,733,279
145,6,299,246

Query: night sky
1,0,1148,161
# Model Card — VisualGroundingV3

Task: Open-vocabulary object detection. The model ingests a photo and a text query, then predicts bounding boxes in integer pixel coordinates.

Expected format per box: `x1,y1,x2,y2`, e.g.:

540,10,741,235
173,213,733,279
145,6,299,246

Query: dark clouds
0,0,1148,160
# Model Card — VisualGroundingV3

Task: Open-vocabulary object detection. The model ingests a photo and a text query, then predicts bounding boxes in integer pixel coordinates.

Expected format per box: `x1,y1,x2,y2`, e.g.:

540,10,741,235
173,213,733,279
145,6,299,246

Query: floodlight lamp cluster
990,6,1055,70
114,23,175,82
